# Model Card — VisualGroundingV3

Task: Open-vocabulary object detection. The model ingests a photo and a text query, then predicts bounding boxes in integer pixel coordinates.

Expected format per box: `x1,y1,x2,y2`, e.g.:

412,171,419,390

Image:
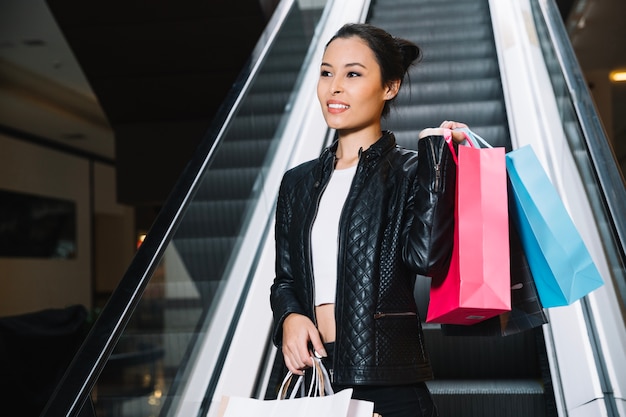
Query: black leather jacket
270,131,456,385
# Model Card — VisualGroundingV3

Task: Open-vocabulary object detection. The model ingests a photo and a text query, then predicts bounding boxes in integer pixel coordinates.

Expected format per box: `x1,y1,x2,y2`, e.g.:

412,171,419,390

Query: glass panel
88,2,328,416
528,0,626,310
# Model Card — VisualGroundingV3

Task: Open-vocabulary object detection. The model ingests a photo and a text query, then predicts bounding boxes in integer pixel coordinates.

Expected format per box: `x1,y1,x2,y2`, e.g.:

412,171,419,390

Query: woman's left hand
418,120,469,143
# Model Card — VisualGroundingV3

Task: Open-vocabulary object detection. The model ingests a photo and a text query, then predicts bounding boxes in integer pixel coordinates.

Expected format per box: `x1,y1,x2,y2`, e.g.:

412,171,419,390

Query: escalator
41,1,626,417
370,1,555,415
41,2,332,416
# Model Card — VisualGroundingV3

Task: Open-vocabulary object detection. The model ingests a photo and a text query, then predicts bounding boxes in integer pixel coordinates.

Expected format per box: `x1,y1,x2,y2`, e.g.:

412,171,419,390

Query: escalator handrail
532,2,626,415
539,0,626,259
39,2,298,416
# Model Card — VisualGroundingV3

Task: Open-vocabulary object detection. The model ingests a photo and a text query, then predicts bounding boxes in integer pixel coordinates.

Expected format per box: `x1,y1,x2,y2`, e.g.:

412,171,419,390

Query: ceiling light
609,70,626,83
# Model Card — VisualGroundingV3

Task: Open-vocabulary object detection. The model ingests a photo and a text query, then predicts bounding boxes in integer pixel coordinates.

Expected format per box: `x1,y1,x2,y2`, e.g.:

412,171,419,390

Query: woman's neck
335,127,382,169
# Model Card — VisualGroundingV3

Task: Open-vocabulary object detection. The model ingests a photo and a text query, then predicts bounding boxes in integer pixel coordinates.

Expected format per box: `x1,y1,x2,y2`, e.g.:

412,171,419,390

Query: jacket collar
320,130,396,165
313,131,396,187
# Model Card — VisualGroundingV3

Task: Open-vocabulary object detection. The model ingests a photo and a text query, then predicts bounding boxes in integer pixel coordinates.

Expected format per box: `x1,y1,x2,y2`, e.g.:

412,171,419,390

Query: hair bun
395,38,422,71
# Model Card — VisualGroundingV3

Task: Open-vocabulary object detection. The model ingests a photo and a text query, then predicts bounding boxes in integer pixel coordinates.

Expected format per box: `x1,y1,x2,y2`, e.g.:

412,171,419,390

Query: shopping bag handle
444,127,493,164
443,128,470,164
278,356,334,400
455,127,493,148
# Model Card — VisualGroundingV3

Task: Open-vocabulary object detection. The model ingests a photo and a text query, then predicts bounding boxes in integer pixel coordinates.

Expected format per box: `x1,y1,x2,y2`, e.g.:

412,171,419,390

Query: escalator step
395,79,503,105
384,100,506,131
415,41,496,62
370,2,487,22
210,139,273,169
239,91,292,115
225,113,284,138
410,59,500,82
252,71,299,93
176,199,251,238
393,125,510,151
173,236,238,281
195,167,259,200
380,14,489,32
427,380,547,417
423,327,540,380
389,25,494,44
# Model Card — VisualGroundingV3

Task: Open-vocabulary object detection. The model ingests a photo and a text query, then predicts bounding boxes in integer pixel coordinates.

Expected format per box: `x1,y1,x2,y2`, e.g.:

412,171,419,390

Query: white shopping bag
218,388,364,417
217,357,375,417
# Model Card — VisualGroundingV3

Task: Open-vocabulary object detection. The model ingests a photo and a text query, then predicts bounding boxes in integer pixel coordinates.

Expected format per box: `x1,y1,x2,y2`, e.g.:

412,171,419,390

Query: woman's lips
327,100,350,114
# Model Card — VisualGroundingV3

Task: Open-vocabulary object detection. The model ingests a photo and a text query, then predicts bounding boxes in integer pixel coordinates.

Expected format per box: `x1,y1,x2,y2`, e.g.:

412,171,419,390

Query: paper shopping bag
426,130,511,325
441,215,547,336
218,357,374,417
217,389,360,417
505,145,604,307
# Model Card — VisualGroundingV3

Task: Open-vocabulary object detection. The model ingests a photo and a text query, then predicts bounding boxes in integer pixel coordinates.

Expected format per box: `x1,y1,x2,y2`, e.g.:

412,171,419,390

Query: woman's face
317,36,396,134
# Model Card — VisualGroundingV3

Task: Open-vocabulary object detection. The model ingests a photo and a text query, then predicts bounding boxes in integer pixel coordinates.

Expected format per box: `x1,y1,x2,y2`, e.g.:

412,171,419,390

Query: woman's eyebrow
345,62,366,69
320,62,366,69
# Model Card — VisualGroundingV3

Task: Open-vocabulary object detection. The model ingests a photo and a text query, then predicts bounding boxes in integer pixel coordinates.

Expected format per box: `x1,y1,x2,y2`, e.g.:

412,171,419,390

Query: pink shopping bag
426,129,511,325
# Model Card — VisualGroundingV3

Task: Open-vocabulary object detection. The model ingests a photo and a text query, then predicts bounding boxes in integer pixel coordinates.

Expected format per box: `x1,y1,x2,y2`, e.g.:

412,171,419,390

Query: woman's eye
320,70,332,77
347,72,361,78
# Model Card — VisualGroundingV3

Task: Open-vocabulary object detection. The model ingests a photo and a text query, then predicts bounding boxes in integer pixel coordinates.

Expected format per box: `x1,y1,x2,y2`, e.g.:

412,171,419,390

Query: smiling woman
316,36,398,153
270,23,468,417
315,28,416,170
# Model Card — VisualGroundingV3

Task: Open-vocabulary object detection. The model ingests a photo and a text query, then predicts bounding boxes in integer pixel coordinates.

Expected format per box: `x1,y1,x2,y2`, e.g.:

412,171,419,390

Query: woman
270,23,467,417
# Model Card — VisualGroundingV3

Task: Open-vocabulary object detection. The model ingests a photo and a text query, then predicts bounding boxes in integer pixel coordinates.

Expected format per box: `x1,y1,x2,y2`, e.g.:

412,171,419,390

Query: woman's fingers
440,120,470,143
307,327,327,359
418,127,442,138
420,121,470,142
283,349,306,375
282,313,320,375
450,130,468,144
439,120,468,130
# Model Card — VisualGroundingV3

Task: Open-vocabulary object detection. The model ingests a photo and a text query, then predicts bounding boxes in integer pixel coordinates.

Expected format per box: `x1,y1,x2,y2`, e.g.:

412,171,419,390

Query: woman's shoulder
375,144,419,183
285,158,318,176
281,158,319,187
392,144,418,158
389,144,419,166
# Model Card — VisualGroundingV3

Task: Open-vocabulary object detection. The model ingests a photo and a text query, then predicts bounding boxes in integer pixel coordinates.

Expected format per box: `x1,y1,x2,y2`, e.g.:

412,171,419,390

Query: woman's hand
281,313,326,375
418,120,469,143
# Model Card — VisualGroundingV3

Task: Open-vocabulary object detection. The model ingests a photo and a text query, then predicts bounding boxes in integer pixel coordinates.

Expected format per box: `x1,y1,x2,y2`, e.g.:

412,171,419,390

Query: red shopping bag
426,129,511,325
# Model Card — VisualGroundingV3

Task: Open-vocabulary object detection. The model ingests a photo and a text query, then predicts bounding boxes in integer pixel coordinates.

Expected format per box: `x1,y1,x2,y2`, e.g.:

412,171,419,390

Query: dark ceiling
45,0,268,205
35,0,622,206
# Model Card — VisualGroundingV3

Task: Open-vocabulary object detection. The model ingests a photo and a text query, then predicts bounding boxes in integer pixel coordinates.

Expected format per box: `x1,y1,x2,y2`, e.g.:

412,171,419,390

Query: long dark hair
326,23,422,117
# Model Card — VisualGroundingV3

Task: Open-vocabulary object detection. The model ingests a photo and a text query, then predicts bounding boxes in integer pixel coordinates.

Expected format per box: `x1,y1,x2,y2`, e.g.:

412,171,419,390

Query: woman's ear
384,80,401,100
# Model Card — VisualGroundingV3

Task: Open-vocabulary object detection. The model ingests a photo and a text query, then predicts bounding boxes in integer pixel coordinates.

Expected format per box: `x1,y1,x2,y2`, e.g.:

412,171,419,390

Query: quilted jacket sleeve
402,134,456,284
270,175,307,348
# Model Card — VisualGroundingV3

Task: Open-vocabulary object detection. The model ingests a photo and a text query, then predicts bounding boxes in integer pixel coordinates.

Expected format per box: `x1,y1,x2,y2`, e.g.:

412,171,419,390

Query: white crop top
311,164,357,306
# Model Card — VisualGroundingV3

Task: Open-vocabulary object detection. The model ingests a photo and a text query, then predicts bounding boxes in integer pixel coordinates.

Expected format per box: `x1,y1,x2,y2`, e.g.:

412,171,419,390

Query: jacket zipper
310,152,363,383
308,163,333,327
330,156,363,383
373,312,417,319
331,152,363,385
429,139,443,192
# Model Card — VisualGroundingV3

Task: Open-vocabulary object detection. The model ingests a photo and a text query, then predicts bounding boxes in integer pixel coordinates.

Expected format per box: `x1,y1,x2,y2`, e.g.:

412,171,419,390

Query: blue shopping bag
505,145,604,307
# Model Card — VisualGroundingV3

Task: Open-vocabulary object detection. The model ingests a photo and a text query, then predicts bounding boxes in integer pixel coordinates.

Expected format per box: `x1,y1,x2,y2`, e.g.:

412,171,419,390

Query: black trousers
320,343,438,417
